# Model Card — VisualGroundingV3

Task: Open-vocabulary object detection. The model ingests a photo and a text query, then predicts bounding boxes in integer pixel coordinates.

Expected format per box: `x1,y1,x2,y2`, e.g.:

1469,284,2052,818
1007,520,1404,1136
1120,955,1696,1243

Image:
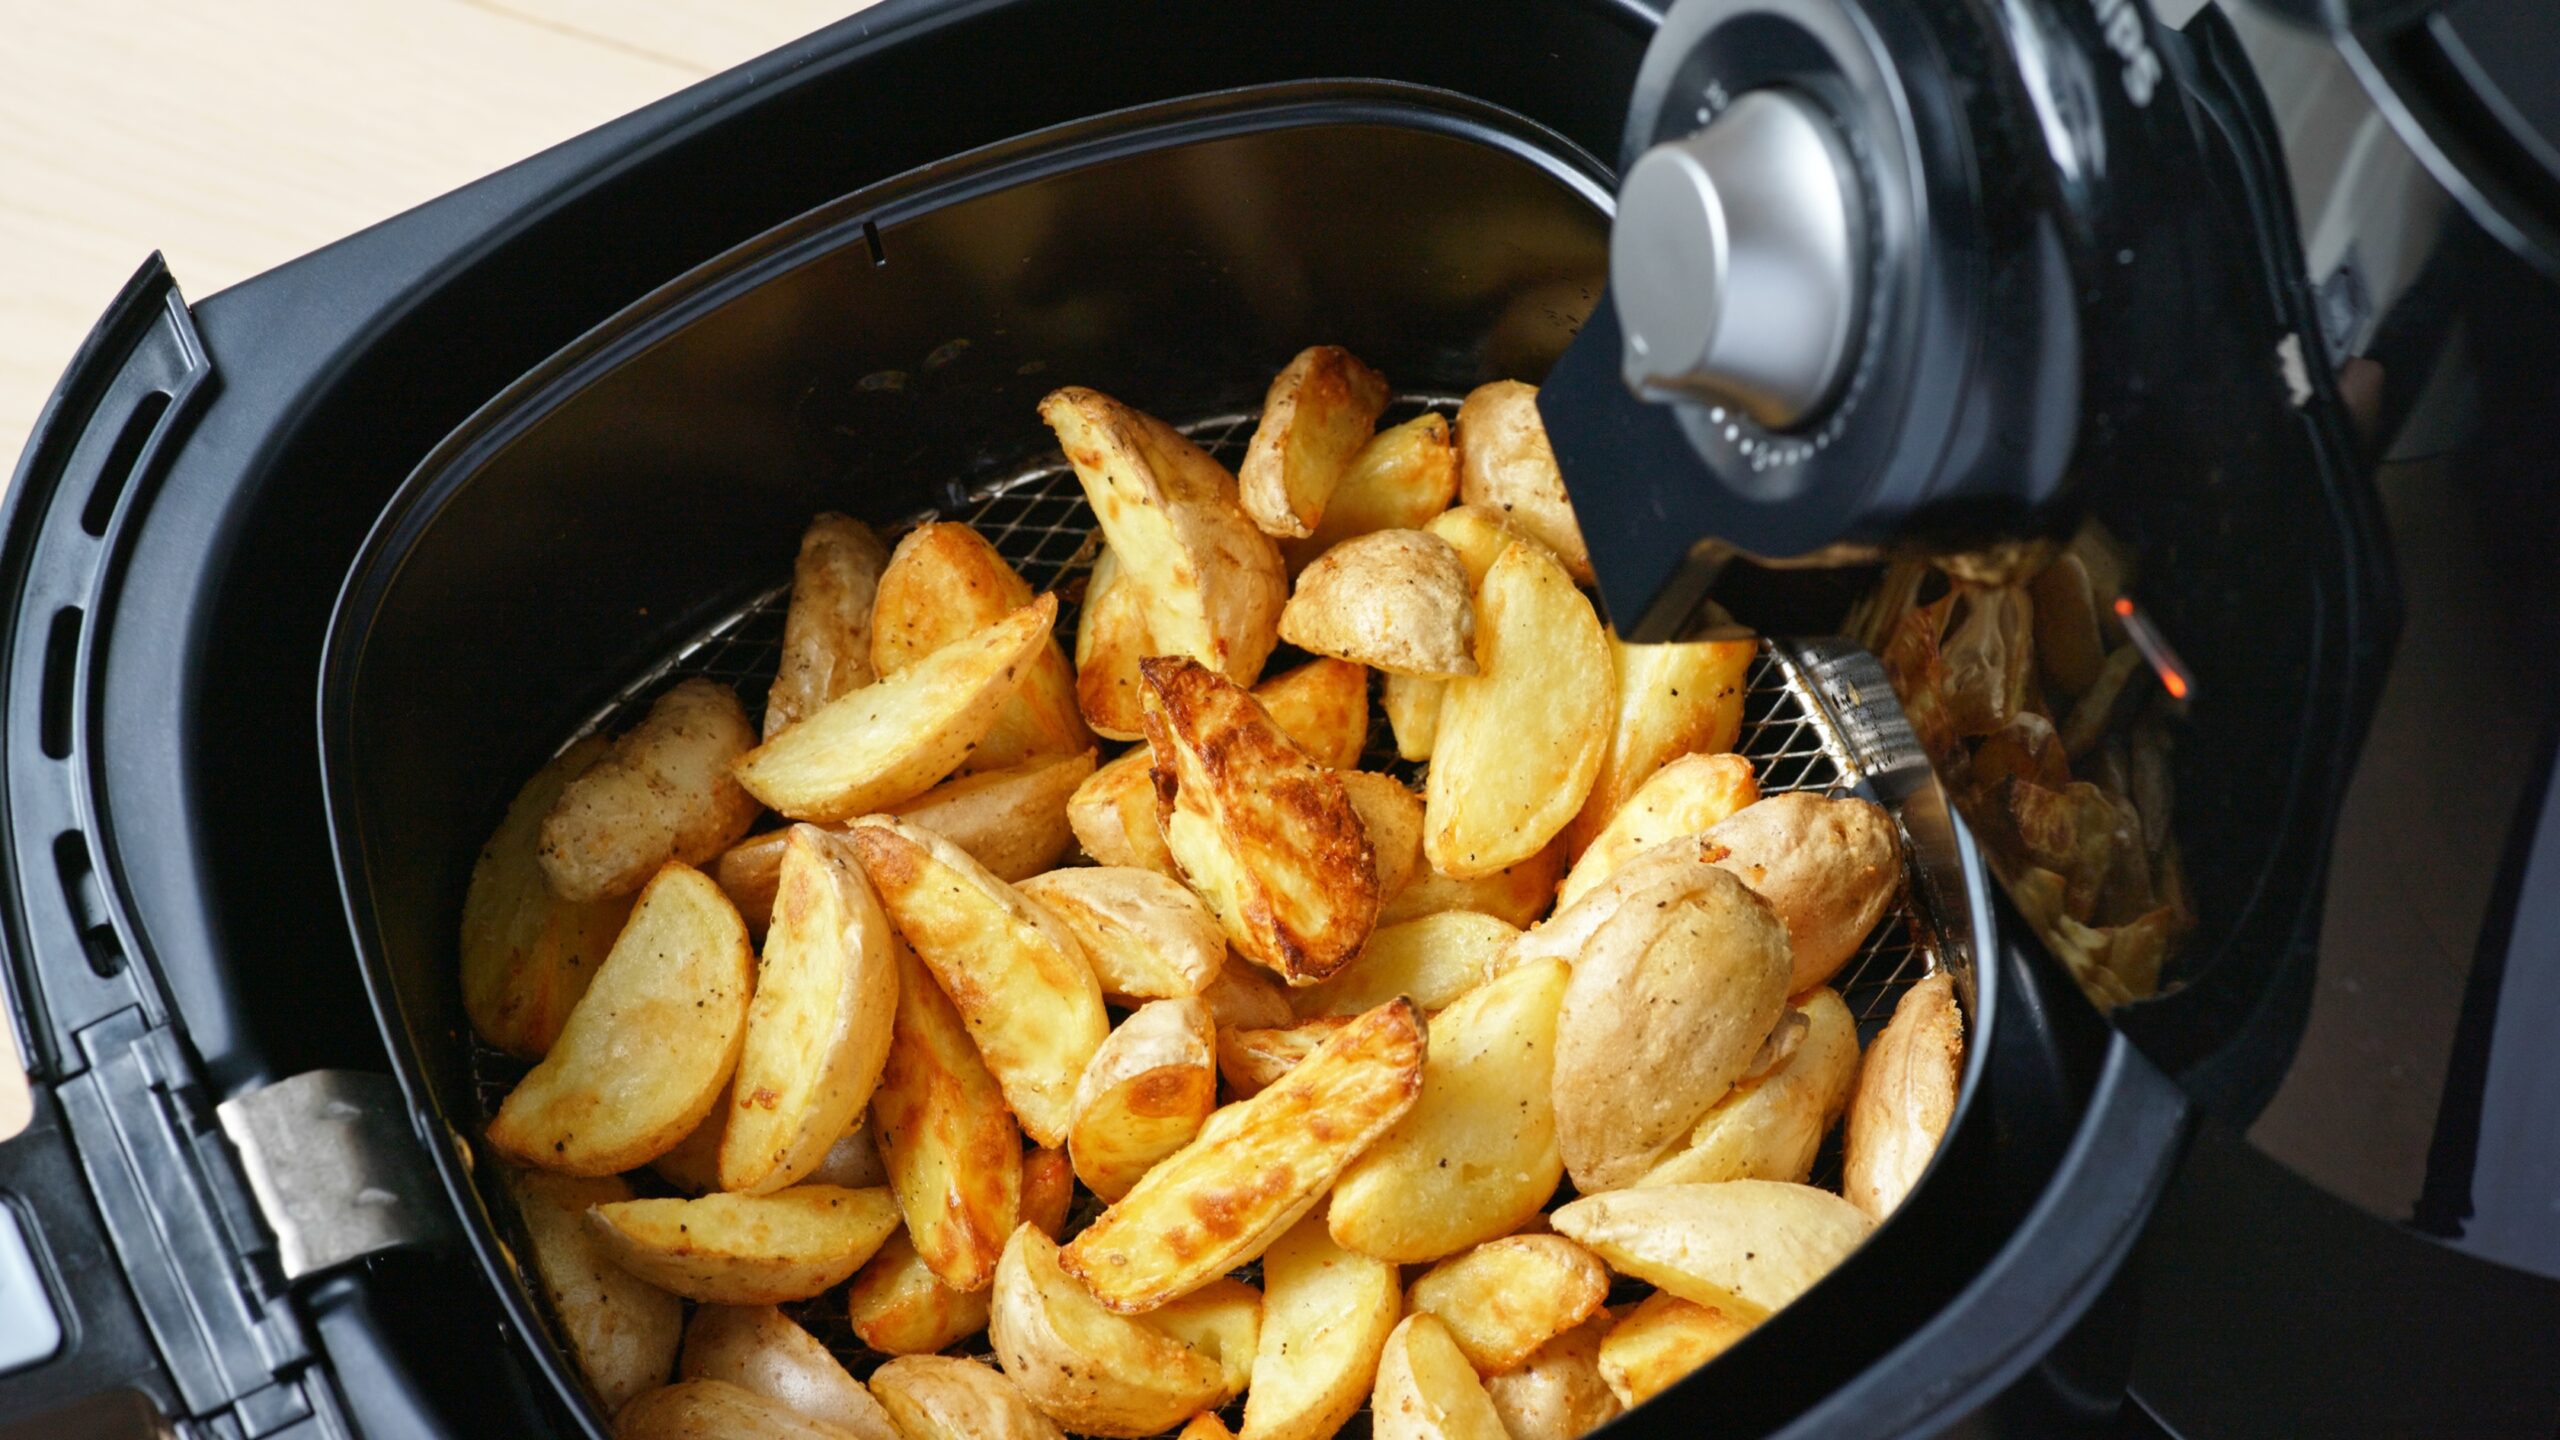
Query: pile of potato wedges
460,345,1966,1440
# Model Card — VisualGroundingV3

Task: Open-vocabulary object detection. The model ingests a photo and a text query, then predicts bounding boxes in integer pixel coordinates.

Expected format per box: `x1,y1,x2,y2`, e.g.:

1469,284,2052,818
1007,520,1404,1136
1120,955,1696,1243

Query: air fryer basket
323,84,2014,1436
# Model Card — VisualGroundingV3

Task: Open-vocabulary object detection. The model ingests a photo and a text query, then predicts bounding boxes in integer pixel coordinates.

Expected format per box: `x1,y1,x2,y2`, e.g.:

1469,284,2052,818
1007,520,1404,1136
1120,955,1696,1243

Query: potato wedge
541,680,762,902
1216,1017,1353,1101
1330,959,1568,1262
1373,1314,1508,1440
1596,1292,1755,1407
1566,634,1754,854
1075,547,1153,740
847,1147,1073,1356
847,818,1107,1147
1253,656,1372,770
1283,412,1461,572
1290,911,1517,1020
679,1306,897,1439
1640,988,1859,1189
1280,531,1476,678
870,941,1021,1292
1017,867,1224,1004
1705,791,1902,992
1201,959,1297,1033
489,864,752,1175
1424,541,1612,878
1061,999,1426,1313
1240,345,1392,538
767,513,891,740
1552,866,1791,1192
1555,753,1759,910
1454,380,1590,583
1379,841,1567,930
1485,1316,1622,1440
1068,748,1178,874
1843,970,1963,1219
1142,657,1379,984
1068,997,1218,1200
1551,1181,1873,1320
1242,1211,1400,1440
1182,1415,1238,1440
588,1185,899,1305
1042,387,1286,685
870,522,1093,772
1508,835,1730,974
463,736,635,1059
617,1379,866,1440
1425,503,1548,588
717,828,899,1195
1146,1279,1264,1402
1406,1235,1609,1375
811,1124,889,1190
991,1225,1246,1436
867,1356,1066,1440
734,596,1058,822
658,1111,884,1196
1337,771,1424,902
1381,674,1445,762
507,1170,681,1413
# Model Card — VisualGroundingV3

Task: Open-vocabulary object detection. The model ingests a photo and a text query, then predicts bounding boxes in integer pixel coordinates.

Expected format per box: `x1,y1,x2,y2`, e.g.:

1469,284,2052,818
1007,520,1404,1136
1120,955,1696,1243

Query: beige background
0,0,876,1140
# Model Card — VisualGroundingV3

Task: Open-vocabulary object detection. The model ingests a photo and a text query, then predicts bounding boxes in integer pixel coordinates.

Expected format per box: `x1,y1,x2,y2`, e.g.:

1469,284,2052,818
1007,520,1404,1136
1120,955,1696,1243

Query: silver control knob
1611,89,1866,432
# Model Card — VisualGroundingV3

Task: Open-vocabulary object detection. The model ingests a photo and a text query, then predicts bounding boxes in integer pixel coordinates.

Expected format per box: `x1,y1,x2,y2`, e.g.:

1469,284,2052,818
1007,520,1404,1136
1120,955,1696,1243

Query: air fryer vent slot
81,389,171,538
52,830,123,980
40,606,80,760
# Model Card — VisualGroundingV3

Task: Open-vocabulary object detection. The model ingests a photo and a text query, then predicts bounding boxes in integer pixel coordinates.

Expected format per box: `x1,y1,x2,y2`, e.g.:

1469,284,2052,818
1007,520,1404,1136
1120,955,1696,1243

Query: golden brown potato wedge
1551,1181,1873,1321
657,1110,886,1197
1566,634,1754,855
1555,753,1760,910
867,1356,1066,1440
991,1225,1251,1436
1016,867,1224,1004
1142,657,1379,984
1145,1280,1262,1403
766,513,891,741
1639,987,1859,1189
1280,531,1477,678
869,522,1093,772
846,818,1107,1147
1022,1144,1076,1237
1381,674,1445,763
1596,1292,1756,1407
1405,1235,1610,1375
679,1306,897,1439
1042,387,1286,685
1283,412,1461,573
734,596,1058,822
588,1185,900,1305
1378,841,1567,931
869,941,1021,1292
1843,971,1963,1220
1061,999,1425,1313
1485,1316,1622,1440
488,864,752,1176
617,1379,866,1440
1200,959,1298,1034
1067,748,1178,875
1074,547,1153,740
1424,541,1612,878
1372,1313,1508,1440
1242,1211,1400,1440
1553,865,1792,1192
1240,345,1392,539
1425,503,1548,589
1253,656,1373,770
1454,380,1590,583
541,680,762,903
1068,998,1218,1201
1337,771,1424,902
463,737,635,1059
718,828,898,1195
844,1229,991,1357
1182,1415,1239,1440
1705,791,1902,993
507,1170,681,1414
1330,958,1569,1262
1216,1017,1353,1101
1290,910,1517,1020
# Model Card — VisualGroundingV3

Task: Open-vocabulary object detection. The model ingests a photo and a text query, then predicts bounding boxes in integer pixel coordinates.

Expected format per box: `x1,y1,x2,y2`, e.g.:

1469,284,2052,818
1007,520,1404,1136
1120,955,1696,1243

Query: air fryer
0,0,2549,1438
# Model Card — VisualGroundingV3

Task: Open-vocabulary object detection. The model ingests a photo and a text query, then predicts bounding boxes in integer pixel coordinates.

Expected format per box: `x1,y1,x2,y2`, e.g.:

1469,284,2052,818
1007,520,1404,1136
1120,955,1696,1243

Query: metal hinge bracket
216,1071,452,1280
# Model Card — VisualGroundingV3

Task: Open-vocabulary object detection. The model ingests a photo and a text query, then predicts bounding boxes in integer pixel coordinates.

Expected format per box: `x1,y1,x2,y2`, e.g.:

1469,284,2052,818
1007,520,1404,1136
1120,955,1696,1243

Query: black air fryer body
1,2,2554,1438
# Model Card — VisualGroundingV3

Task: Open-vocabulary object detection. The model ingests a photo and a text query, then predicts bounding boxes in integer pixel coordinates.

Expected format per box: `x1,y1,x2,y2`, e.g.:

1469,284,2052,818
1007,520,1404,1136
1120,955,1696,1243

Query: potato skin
1371,1313,1508,1440
1454,381,1591,584
1017,867,1224,1003
541,679,761,902
766,513,890,740
616,1379,866,1440
508,1170,681,1414
586,1186,902,1305
867,1356,1067,1440
1638,987,1860,1189
678,1306,897,1439
1843,971,1963,1219
1279,530,1477,678
463,736,633,1059
988,1225,1240,1436
1704,791,1902,993
1486,1315,1623,1440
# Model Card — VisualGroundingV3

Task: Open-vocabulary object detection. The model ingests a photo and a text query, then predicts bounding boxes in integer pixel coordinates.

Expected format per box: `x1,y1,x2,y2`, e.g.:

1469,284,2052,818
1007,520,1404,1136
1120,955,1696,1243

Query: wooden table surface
0,0,875,1140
